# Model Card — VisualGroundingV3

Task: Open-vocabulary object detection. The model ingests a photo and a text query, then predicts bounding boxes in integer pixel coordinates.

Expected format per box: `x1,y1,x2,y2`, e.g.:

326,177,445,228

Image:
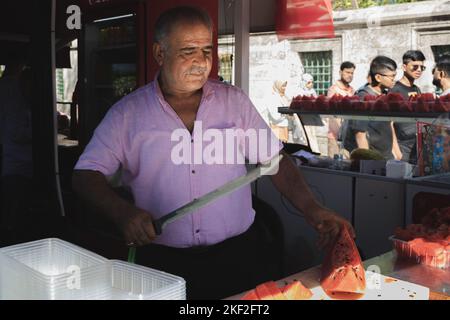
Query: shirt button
191,139,194,143
192,170,196,174
195,229,200,234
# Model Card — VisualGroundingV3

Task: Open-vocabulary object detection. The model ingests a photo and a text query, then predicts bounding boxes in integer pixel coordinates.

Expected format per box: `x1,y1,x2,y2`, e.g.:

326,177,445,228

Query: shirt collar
152,71,215,109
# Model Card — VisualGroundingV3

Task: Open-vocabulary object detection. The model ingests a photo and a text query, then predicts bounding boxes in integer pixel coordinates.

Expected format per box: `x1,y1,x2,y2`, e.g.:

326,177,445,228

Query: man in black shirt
343,56,402,160
391,50,426,164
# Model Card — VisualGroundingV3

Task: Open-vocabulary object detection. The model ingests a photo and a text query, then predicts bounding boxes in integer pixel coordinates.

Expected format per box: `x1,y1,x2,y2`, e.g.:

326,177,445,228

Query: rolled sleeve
74,107,124,176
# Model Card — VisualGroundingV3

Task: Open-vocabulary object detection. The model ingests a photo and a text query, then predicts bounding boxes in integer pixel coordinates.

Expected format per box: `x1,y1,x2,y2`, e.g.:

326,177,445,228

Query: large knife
152,154,284,235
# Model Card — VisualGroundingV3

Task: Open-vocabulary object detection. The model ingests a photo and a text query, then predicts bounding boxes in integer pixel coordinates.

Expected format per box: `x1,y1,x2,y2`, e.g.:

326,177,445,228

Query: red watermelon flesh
255,283,274,300
241,289,259,300
321,226,366,299
282,281,313,300
263,281,286,300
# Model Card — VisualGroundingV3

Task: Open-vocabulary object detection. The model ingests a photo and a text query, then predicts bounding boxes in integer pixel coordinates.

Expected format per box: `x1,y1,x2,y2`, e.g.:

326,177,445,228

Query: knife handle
153,219,163,236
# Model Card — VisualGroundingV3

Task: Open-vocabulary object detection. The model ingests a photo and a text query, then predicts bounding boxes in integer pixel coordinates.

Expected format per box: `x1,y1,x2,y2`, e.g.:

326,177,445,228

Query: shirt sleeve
74,106,125,176
237,88,284,164
327,85,336,97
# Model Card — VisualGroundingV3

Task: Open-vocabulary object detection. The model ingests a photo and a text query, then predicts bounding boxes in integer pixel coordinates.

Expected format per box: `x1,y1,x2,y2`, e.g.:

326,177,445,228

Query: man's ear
153,43,164,66
374,74,382,83
402,64,407,72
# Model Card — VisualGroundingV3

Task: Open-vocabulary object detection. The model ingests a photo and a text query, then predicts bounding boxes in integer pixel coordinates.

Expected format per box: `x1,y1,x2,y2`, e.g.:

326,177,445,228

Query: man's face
433,67,443,89
340,68,355,84
154,21,213,94
403,60,425,80
376,70,397,90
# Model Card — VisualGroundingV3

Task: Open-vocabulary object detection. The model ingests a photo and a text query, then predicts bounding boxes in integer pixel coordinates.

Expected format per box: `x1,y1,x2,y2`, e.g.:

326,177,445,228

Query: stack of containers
99,260,186,300
0,238,110,299
0,238,186,300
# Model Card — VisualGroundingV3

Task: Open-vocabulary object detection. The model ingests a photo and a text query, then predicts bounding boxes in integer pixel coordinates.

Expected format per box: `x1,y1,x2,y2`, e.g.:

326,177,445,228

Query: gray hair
153,6,213,48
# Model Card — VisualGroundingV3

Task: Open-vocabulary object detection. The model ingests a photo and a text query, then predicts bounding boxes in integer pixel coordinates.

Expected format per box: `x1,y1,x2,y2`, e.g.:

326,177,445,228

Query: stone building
218,0,450,155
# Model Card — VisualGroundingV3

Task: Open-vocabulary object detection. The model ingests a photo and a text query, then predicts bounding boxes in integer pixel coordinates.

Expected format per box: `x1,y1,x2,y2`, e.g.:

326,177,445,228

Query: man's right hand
72,170,157,247
117,208,156,247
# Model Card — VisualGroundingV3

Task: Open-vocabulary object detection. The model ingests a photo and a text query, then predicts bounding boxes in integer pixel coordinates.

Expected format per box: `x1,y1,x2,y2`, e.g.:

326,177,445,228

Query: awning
276,0,335,41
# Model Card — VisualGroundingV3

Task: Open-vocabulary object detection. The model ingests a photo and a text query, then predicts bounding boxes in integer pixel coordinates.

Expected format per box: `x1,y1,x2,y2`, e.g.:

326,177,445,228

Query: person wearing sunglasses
343,56,402,160
391,50,426,164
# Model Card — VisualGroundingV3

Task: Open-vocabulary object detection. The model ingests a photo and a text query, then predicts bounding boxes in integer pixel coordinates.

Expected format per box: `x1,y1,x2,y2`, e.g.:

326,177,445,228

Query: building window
431,45,450,61
299,51,332,95
56,68,65,102
219,53,233,84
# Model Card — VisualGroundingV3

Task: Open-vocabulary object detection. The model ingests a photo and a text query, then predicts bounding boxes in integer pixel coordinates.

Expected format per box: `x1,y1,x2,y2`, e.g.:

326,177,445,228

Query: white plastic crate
96,260,186,300
0,238,109,299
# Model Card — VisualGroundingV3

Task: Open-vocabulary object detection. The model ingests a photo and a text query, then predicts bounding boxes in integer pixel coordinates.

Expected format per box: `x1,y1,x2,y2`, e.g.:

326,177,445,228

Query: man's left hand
306,207,355,250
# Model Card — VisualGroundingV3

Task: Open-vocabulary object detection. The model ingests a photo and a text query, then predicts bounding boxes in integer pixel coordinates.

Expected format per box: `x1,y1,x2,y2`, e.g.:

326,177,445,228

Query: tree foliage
333,0,425,10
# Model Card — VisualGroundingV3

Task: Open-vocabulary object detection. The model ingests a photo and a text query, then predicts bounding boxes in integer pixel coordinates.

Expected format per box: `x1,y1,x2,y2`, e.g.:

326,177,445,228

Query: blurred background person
433,55,450,96
266,79,290,142
391,50,426,164
343,56,402,160
327,61,356,97
327,61,356,158
298,73,318,97
296,73,321,154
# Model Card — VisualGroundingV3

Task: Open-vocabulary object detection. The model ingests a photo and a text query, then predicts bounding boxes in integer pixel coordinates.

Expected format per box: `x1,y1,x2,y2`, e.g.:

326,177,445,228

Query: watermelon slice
321,226,366,299
241,289,259,300
263,281,286,300
255,283,274,300
282,280,312,300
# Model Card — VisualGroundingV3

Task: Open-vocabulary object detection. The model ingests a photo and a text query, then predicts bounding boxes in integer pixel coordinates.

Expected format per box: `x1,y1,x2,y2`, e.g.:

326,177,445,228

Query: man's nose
193,50,208,66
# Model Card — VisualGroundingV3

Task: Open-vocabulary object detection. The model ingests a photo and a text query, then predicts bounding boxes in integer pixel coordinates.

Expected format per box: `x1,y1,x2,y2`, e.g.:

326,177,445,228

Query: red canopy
276,0,335,41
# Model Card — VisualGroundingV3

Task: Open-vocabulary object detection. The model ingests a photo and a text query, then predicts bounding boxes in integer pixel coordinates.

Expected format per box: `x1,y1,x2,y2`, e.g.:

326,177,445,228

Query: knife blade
152,154,283,235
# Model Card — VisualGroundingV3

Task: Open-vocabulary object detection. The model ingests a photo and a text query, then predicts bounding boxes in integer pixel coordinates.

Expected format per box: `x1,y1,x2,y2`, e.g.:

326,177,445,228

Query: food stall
0,0,449,301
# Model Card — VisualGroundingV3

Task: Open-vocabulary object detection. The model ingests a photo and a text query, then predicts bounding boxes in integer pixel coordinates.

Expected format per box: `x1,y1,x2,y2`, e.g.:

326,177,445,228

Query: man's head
432,55,450,91
402,50,426,81
369,55,397,90
339,61,355,85
153,6,213,95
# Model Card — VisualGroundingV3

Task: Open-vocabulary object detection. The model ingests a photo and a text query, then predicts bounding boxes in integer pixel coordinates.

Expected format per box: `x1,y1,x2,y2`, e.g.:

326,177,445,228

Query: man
343,56,402,160
72,6,352,299
391,51,426,164
327,61,356,98
327,61,356,157
433,55,450,96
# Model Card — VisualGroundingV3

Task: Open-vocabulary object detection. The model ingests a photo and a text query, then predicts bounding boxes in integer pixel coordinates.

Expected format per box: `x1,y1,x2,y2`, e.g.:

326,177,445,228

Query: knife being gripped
152,154,284,235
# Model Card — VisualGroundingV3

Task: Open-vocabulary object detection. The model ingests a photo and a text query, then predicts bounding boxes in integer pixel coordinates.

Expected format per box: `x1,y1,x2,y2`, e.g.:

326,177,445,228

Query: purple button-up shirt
75,77,282,248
